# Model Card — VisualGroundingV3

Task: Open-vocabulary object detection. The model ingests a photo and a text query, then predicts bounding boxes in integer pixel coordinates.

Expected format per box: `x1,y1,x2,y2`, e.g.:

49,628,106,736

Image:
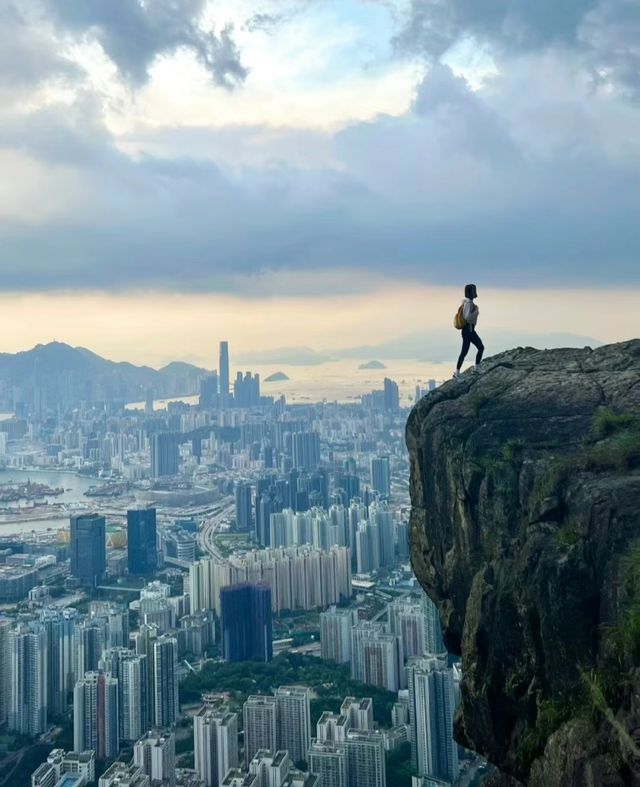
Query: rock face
406,341,640,785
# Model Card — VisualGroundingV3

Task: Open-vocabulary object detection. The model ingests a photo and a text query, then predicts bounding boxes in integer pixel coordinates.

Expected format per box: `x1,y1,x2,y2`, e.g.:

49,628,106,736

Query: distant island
358,360,387,370
265,371,290,382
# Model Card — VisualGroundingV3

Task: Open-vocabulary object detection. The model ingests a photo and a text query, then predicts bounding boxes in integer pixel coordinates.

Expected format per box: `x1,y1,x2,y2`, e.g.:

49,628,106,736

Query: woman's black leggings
457,324,484,370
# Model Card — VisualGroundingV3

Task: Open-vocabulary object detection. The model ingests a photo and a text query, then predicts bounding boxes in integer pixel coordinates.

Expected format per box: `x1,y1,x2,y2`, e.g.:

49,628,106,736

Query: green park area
180,651,415,784
180,651,397,727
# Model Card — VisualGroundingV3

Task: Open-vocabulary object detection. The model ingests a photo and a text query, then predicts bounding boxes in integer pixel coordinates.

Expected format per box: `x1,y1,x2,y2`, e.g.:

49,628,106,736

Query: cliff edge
406,340,640,786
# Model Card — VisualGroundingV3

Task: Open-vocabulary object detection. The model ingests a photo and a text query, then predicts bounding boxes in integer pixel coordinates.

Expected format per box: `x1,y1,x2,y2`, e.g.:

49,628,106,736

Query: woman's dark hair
465,283,477,299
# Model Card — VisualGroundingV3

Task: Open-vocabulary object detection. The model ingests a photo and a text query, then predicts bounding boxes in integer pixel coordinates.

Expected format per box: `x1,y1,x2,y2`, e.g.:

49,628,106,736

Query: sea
126,359,451,410
0,469,95,537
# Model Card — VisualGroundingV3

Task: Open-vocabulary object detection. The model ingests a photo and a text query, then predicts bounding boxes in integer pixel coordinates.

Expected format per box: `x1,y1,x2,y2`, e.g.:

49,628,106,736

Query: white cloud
0,0,636,298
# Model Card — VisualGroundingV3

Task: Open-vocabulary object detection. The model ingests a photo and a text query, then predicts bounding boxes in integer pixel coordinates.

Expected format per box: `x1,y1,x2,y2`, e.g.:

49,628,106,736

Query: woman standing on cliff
454,283,484,378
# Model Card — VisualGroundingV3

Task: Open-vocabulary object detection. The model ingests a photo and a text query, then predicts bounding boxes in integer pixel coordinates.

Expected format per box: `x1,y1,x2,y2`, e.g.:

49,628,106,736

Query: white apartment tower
275,687,312,766
407,657,459,783
9,622,48,736
134,729,176,787
194,705,239,787
319,606,353,664
243,695,278,765
345,729,386,787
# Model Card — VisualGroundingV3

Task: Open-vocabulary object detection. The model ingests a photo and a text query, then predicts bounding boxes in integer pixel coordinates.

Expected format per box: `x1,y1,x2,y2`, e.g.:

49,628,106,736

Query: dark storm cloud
393,0,640,95
43,0,247,88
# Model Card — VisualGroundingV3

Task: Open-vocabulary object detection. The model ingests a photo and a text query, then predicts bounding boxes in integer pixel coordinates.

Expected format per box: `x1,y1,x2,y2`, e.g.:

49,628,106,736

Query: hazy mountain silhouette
0,342,210,404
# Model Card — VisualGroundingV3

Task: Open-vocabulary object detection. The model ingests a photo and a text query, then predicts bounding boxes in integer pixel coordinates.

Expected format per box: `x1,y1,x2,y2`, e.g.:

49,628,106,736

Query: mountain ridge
0,342,211,406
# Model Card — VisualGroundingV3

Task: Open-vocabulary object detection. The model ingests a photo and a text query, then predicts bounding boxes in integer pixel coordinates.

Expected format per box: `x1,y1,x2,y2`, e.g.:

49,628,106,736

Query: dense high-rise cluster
0,337,470,786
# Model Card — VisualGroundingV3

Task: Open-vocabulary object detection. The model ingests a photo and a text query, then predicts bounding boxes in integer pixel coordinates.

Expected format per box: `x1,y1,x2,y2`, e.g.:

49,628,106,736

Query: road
197,499,235,561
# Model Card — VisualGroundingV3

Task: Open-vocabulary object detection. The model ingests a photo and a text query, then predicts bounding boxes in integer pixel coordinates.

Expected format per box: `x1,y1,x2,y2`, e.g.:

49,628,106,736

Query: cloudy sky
0,0,638,366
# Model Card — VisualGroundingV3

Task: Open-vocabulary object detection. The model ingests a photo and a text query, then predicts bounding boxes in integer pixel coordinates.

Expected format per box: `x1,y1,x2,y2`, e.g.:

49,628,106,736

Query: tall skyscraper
407,657,459,783
220,583,272,663
106,604,129,649
74,671,119,760
40,608,69,717
383,378,400,411
75,616,109,677
189,558,215,613
370,456,391,498
127,508,158,575
316,711,349,743
345,730,386,787
235,482,253,532
319,606,353,664
145,389,154,416
308,741,348,787
9,622,48,736
153,635,179,726
243,696,278,765
199,374,219,409
134,730,176,787
234,372,260,408
133,623,159,725
369,501,395,568
350,622,404,692
355,520,380,574
388,599,432,661
421,593,446,656
249,750,292,784
70,513,106,586
219,341,230,404
340,698,373,731
0,619,11,726
275,687,311,766
194,705,239,787
99,648,148,742
292,432,321,471
151,433,179,478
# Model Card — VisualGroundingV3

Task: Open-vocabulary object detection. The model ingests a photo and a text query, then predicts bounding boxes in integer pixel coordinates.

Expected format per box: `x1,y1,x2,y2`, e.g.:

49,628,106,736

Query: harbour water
126,358,451,410
0,469,95,536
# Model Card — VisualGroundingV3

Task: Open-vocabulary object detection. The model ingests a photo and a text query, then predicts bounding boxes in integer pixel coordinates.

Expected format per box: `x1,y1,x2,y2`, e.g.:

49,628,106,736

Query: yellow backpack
454,305,465,330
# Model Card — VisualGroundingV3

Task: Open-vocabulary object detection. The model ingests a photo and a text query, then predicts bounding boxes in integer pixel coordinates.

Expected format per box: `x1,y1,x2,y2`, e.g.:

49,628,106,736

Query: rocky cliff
406,340,640,786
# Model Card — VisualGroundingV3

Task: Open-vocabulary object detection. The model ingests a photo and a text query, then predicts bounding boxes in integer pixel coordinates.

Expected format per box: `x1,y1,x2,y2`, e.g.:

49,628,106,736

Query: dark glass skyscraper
383,378,400,411
219,341,230,403
370,455,391,498
151,433,179,477
199,374,219,408
235,483,253,532
127,508,157,575
70,513,106,586
220,583,272,663
292,431,321,471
